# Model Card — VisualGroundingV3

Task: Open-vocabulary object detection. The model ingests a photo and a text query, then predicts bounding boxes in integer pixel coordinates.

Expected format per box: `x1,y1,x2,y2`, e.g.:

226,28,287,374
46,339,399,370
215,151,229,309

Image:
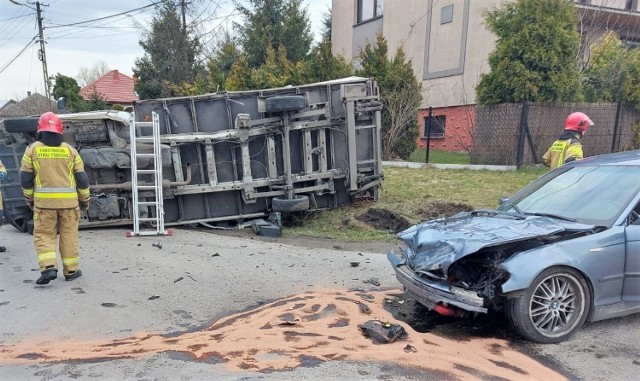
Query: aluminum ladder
126,111,171,236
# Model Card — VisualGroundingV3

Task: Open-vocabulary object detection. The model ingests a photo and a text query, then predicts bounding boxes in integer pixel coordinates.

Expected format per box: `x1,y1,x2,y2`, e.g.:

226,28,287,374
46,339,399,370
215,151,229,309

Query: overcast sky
0,0,332,103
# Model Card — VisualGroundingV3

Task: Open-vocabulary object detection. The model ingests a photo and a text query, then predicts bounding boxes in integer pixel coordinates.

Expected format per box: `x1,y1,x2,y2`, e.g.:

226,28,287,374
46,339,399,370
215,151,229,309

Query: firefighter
20,112,91,285
0,159,6,211
0,159,6,252
542,112,594,170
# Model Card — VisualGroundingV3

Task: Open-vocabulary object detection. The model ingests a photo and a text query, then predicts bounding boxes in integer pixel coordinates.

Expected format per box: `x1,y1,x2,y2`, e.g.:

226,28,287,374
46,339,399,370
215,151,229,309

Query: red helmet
38,111,63,134
565,112,593,134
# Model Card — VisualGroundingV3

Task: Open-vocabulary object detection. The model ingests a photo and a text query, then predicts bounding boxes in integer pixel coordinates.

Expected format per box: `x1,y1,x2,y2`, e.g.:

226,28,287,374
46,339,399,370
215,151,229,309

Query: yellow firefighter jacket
542,132,584,170
0,159,6,209
20,141,90,209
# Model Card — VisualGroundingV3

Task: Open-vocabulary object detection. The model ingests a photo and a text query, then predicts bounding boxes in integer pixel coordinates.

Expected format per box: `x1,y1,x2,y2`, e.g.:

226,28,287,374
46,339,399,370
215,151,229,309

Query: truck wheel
3,117,39,133
271,195,309,212
265,95,307,113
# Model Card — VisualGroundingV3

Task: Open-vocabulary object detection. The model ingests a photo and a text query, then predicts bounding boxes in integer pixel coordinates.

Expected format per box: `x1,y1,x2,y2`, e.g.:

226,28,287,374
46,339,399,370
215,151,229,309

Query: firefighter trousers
33,207,80,275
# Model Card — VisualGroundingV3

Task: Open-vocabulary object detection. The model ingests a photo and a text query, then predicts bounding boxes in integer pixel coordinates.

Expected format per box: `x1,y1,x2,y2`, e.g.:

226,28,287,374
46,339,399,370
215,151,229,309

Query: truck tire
3,117,39,133
265,95,307,113
271,195,309,212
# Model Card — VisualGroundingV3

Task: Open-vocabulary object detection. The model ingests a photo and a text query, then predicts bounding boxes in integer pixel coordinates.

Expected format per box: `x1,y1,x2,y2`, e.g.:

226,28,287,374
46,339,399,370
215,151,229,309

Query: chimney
27,91,31,97
114,70,120,80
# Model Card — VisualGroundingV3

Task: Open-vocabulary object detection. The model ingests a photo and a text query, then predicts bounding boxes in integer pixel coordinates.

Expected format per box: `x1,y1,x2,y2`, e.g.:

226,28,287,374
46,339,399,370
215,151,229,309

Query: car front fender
500,228,626,308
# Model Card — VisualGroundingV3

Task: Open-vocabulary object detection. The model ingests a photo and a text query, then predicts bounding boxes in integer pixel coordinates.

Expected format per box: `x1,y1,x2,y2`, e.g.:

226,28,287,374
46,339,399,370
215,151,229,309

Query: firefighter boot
36,267,58,285
65,269,82,281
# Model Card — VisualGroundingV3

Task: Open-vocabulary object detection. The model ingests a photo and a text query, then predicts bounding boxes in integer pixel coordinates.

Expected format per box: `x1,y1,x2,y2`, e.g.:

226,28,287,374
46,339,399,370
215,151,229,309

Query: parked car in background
388,150,640,343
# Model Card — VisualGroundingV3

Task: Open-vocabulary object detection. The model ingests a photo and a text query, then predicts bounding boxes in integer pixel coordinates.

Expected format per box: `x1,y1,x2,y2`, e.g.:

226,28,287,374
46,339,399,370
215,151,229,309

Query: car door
623,203,640,302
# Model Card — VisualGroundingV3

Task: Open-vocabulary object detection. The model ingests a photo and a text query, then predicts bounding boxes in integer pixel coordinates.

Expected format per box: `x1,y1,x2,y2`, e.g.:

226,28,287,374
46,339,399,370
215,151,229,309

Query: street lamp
9,0,50,100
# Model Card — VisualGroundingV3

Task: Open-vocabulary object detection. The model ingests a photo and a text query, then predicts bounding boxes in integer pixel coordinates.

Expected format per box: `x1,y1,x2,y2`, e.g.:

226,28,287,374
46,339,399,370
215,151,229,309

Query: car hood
398,210,594,277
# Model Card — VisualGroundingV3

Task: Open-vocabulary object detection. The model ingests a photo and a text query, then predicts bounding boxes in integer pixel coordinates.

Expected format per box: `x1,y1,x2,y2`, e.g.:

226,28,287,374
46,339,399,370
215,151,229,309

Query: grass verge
408,148,471,164
286,166,548,242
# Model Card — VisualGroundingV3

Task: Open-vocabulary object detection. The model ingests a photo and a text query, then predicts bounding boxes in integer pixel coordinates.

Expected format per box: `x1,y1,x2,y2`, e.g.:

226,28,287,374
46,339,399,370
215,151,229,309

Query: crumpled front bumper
387,251,487,313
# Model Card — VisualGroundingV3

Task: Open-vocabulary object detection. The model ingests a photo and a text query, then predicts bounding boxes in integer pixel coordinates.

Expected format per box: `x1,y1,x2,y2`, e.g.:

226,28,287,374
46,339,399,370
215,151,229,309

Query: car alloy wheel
506,267,590,343
529,272,584,337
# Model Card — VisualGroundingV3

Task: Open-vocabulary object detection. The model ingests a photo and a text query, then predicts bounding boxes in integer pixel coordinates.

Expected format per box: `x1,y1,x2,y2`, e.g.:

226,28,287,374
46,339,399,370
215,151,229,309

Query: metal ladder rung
136,122,153,127
136,170,156,174
138,201,158,206
136,153,155,158
138,217,159,222
135,137,154,142
136,186,157,190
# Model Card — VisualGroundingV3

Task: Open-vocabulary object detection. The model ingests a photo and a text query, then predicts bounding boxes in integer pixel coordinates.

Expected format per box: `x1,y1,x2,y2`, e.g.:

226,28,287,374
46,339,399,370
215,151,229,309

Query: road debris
148,295,160,300
173,277,184,283
358,320,406,343
350,261,360,267
357,302,371,314
363,277,380,286
152,243,162,249
404,344,417,353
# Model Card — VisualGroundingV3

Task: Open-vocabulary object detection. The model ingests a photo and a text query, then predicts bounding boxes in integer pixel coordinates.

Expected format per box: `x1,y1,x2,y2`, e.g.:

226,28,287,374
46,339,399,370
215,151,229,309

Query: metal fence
471,102,640,166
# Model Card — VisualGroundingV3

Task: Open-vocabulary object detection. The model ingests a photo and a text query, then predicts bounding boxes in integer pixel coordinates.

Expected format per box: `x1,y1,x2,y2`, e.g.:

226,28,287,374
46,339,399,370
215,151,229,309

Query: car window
503,165,640,226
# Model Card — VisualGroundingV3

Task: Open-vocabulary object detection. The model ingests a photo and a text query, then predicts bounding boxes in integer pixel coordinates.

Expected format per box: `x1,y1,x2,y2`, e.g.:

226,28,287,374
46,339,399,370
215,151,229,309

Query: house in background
80,70,138,108
331,0,640,154
0,92,56,119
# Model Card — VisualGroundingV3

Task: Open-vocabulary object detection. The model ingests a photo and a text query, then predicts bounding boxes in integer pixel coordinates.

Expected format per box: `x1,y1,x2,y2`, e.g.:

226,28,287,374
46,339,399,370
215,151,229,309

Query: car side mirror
499,197,509,206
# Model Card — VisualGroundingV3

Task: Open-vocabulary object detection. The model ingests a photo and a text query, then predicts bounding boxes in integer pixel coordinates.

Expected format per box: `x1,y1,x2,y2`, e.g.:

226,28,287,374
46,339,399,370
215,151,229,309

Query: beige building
332,0,640,153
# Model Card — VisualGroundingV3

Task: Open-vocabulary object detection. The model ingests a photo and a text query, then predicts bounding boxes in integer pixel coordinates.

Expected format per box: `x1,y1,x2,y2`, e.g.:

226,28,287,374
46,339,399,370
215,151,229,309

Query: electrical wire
0,35,37,75
46,1,162,29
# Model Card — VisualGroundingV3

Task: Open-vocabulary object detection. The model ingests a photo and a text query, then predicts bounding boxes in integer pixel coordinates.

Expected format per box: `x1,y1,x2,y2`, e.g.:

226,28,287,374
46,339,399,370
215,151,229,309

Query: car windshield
500,165,640,226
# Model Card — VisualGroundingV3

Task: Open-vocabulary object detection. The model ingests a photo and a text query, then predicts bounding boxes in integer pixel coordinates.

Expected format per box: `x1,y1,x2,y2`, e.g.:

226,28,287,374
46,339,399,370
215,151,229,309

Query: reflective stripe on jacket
543,135,583,170
20,141,87,209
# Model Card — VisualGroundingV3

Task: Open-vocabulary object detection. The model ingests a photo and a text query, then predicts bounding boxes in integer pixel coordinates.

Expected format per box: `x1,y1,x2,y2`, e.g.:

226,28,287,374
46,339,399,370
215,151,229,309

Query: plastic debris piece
350,261,360,267
404,344,417,353
363,277,380,286
357,302,371,315
148,295,160,300
358,320,406,343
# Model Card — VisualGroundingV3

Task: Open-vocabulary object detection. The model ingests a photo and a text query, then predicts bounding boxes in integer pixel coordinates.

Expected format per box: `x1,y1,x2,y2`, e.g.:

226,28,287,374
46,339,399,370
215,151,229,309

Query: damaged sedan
388,150,640,343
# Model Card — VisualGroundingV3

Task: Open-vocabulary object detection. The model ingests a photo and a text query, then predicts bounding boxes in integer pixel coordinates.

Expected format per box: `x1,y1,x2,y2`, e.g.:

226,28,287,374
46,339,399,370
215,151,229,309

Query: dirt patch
417,201,474,221
355,208,410,233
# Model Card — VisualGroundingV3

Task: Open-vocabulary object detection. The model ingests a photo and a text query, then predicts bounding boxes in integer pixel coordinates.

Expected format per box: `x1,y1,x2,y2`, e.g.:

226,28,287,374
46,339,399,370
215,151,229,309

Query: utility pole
35,1,50,100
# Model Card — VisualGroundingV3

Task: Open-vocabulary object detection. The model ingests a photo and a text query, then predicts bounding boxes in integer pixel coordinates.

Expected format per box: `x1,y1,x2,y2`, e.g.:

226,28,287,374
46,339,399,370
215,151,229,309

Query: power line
46,1,162,29
0,35,37,75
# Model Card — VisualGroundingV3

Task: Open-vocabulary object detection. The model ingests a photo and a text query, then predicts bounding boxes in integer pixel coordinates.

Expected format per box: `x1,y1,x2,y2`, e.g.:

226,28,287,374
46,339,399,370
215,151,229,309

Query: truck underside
0,77,383,232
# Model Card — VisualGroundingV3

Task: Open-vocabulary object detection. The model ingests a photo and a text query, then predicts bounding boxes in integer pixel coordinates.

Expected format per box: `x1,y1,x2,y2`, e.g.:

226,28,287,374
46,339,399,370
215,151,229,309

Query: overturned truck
0,77,383,232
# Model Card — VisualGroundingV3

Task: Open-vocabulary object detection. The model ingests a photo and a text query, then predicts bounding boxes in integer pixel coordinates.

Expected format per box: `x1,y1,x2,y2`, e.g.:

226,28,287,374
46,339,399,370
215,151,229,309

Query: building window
357,0,383,23
441,5,454,24
424,115,446,139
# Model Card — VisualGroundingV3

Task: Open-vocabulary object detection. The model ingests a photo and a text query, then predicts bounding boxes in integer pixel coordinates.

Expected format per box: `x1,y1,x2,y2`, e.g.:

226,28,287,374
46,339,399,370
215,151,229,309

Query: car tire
3,117,39,133
271,195,310,212
265,95,307,113
505,266,590,344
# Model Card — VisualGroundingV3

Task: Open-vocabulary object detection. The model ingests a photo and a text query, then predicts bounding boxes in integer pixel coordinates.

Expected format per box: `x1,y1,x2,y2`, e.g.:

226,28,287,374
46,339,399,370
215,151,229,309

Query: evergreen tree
303,10,353,83
234,0,312,67
133,0,203,99
206,31,241,92
51,74,87,112
225,54,255,91
476,0,581,104
357,35,422,160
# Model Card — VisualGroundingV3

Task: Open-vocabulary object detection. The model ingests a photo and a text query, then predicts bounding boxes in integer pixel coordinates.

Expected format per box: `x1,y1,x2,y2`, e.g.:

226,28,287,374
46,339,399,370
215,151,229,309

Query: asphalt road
0,225,638,380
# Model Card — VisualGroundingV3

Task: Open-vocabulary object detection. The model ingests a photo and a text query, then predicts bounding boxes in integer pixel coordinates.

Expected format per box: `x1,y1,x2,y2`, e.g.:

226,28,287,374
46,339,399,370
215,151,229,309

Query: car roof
566,149,640,167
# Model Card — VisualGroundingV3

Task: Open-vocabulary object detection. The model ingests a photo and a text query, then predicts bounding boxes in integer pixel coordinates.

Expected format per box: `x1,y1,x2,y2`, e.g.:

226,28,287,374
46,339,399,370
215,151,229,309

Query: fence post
516,100,529,168
425,106,432,164
612,101,622,153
